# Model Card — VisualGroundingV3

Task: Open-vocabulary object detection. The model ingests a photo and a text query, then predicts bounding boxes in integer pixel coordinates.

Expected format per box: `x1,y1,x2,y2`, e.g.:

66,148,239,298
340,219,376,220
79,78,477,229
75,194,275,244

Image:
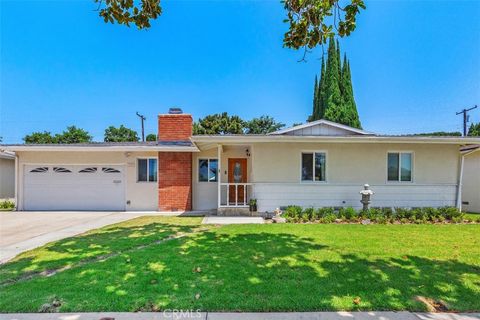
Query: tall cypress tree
310,38,362,128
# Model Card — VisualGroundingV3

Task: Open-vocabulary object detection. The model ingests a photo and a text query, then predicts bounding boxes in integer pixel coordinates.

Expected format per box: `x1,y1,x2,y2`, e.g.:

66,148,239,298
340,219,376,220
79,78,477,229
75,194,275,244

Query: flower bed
282,206,478,224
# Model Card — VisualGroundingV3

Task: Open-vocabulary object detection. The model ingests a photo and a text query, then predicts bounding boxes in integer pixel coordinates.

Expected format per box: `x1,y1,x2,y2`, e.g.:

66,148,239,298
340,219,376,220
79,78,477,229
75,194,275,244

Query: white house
1,109,479,213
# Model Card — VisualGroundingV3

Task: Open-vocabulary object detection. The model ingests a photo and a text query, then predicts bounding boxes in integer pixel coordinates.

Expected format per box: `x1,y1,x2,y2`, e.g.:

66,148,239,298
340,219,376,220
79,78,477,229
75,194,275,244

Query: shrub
284,206,302,222
322,213,337,224
317,207,335,219
438,206,463,220
339,207,356,221
302,208,315,222
0,200,15,210
381,207,393,219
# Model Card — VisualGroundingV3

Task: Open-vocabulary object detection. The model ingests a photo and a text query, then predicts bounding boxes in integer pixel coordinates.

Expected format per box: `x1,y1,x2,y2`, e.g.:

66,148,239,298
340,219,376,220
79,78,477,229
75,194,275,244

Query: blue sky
1,0,479,143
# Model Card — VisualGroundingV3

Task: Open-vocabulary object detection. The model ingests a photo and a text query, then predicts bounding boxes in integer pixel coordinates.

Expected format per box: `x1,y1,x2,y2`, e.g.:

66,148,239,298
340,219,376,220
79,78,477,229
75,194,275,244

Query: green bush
282,205,472,224
0,200,15,210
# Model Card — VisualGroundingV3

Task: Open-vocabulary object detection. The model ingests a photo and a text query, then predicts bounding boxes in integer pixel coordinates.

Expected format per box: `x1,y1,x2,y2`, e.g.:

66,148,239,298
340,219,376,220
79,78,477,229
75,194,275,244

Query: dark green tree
193,112,245,135
55,126,93,143
245,116,285,134
309,76,319,122
322,37,344,123
146,133,157,141
23,131,57,144
468,122,480,136
104,125,139,142
340,56,361,128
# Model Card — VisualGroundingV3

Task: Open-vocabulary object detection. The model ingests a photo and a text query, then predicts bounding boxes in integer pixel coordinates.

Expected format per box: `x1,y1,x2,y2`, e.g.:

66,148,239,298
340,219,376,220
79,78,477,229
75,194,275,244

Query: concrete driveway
0,211,160,263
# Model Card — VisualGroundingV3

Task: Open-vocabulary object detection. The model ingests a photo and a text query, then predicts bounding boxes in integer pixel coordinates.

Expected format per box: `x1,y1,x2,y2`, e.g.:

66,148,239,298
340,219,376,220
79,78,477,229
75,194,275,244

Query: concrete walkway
0,211,168,264
0,312,478,320
202,216,265,224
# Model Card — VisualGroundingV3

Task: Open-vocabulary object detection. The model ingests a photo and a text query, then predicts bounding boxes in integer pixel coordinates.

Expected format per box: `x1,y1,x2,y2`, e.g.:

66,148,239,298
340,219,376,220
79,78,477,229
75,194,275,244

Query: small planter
249,199,257,213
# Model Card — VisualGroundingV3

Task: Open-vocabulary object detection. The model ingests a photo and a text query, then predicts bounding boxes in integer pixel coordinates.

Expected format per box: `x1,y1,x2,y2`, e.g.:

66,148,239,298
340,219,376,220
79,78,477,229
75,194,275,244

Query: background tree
413,132,462,137
55,126,93,143
23,131,57,144
244,116,285,134
193,112,245,135
146,133,157,141
468,122,480,136
95,0,364,53
104,125,139,142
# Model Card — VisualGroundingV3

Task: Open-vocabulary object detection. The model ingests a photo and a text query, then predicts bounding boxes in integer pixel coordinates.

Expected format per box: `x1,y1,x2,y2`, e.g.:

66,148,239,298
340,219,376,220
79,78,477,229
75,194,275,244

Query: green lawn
0,218,479,312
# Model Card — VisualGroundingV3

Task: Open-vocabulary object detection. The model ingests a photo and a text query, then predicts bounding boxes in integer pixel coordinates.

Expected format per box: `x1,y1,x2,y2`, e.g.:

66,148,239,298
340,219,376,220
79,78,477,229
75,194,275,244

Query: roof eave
0,146,200,152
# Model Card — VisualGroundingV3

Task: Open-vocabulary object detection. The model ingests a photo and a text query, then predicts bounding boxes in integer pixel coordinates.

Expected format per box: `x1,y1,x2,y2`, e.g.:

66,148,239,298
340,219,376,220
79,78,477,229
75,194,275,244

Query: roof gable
269,119,374,136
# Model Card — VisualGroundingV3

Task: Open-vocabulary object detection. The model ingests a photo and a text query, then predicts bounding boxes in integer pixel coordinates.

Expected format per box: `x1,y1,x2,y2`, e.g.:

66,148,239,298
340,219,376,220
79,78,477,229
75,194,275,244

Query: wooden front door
228,158,248,205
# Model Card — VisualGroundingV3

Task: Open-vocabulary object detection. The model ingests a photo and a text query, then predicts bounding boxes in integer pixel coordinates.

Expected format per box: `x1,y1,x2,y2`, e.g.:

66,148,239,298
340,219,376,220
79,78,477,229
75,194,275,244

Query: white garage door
24,165,125,211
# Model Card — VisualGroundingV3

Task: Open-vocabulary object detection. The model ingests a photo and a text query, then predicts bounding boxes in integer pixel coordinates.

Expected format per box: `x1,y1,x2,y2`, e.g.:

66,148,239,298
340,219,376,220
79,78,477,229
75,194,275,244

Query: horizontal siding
252,183,457,212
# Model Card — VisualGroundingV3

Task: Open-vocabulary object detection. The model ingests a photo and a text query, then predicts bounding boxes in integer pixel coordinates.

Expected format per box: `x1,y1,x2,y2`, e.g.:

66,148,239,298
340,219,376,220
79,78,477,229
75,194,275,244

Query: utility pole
456,105,477,136
136,112,146,142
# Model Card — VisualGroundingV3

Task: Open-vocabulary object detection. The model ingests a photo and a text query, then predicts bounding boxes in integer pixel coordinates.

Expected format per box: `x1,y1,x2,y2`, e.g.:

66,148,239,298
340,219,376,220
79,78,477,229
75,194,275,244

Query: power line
456,105,478,136
136,112,146,142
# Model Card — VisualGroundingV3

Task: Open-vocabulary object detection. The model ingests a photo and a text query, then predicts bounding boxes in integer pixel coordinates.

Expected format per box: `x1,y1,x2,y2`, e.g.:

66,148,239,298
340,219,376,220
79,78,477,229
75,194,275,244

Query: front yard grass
0,218,479,312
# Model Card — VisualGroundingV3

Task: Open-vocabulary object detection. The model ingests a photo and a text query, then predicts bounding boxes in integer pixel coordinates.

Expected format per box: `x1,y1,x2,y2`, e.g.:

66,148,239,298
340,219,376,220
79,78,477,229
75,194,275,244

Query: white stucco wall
16,151,158,211
0,157,15,198
462,151,480,213
250,142,460,211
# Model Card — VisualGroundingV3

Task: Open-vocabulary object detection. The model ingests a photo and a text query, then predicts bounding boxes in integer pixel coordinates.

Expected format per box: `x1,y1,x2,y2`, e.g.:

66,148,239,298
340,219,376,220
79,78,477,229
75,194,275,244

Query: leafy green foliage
244,116,285,134
23,126,92,144
95,0,162,29
193,112,245,135
0,200,15,210
146,133,157,141
104,125,139,142
283,206,467,224
468,122,480,136
411,132,462,137
283,0,365,51
310,38,361,128
23,131,57,144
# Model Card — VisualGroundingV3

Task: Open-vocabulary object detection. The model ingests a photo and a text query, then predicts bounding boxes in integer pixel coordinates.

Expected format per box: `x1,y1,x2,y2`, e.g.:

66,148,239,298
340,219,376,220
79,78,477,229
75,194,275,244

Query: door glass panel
199,159,208,182
233,162,242,183
209,159,218,182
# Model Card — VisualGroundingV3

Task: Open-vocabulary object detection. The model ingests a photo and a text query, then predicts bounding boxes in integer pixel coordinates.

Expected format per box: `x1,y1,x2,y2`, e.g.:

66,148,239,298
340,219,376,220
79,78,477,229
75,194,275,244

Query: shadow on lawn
0,221,198,284
0,229,479,312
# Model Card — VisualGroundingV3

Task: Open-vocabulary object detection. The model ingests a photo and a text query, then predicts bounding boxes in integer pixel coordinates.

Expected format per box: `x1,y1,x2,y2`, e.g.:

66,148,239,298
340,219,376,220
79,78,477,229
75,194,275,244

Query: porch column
217,144,222,208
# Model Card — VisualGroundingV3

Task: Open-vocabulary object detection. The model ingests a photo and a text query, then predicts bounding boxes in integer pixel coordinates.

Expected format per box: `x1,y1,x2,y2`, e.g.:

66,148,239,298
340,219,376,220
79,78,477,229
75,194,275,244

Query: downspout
14,153,18,211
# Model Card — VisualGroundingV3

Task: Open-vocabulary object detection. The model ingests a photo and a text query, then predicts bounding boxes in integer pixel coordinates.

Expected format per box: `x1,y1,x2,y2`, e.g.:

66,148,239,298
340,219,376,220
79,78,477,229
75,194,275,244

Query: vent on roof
168,107,183,114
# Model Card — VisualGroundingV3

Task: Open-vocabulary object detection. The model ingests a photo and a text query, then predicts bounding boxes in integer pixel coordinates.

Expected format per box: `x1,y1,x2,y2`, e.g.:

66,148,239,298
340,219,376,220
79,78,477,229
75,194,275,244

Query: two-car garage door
23,165,125,211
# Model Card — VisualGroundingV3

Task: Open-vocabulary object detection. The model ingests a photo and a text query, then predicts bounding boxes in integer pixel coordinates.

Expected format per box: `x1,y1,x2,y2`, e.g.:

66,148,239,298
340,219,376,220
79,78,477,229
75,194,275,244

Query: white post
217,144,222,208
456,154,465,211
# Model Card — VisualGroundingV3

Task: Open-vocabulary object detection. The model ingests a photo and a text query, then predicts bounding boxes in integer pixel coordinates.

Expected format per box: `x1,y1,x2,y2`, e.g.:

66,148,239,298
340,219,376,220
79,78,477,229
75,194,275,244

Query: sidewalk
0,312,478,320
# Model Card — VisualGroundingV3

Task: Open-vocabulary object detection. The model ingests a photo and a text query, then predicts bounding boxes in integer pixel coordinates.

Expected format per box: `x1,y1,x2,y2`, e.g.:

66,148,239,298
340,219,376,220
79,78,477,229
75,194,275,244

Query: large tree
193,112,245,135
340,55,361,128
23,126,92,144
322,37,344,124
104,125,139,142
95,0,364,52
146,133,157,141
468,122,480,136
244,115,285,134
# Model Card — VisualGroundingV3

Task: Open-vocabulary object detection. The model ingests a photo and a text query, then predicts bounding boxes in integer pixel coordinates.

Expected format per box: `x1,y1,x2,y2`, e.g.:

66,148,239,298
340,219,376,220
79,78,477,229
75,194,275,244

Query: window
387,152,412,182
301,152,326,182
79,167,97,173
198,159,218,182
30,167,48,173
102,167,121,173
53,167,72,173
137,159,157,182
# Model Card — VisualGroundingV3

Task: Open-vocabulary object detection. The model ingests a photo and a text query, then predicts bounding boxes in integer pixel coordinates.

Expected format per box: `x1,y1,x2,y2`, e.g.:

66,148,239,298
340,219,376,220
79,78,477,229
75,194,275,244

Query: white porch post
217,144,222,208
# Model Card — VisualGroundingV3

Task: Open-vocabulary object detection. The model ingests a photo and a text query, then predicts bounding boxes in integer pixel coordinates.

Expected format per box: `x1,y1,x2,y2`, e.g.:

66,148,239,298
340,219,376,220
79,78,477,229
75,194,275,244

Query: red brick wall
158,152,192,211
158,114,193,141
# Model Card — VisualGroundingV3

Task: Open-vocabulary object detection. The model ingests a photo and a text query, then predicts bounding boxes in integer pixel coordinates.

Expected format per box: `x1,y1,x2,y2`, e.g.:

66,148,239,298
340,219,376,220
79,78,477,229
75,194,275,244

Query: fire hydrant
359,184,374,211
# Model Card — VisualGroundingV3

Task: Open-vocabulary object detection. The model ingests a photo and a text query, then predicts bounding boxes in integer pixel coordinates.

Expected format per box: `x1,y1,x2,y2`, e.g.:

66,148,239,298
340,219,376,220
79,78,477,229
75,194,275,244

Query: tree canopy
468,122,480,136
244,116,285,134
104,125,139,142
310,37,361,128
146,133,157,141
23,126,92,144
193,113,245,135
95,0,365,52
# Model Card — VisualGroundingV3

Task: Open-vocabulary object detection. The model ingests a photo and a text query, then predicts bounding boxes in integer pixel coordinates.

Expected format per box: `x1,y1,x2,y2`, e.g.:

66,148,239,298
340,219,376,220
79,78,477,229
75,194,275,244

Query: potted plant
249,198,257,212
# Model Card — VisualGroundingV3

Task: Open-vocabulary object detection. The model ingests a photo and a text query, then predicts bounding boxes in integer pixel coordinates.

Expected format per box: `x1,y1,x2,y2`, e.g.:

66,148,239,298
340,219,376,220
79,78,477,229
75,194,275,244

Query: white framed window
137,158,157,182
301,152,326,182
387,152,413,182
198,158,218,182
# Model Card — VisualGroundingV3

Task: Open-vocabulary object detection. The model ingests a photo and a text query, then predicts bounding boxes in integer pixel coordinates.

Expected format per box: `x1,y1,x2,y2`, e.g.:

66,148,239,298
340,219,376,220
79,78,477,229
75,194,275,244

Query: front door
228,158,247,205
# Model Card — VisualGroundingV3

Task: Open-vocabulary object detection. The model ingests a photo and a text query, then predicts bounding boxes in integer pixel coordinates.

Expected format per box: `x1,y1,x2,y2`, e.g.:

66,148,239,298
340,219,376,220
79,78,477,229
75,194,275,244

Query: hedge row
282,206,476,224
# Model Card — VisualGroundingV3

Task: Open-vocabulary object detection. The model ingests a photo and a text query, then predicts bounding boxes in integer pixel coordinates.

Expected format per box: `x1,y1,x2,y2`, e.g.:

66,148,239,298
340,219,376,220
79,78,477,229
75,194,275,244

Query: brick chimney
157,108,193,212
158,108,193,141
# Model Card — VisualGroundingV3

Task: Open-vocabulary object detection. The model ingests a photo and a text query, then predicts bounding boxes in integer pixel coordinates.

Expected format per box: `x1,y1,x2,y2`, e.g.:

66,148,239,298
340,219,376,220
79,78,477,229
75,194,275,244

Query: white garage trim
22,163,127,211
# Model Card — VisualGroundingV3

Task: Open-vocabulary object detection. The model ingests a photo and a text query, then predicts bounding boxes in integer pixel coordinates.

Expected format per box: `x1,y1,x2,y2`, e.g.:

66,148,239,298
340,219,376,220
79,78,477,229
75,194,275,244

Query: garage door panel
24,165,125,211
